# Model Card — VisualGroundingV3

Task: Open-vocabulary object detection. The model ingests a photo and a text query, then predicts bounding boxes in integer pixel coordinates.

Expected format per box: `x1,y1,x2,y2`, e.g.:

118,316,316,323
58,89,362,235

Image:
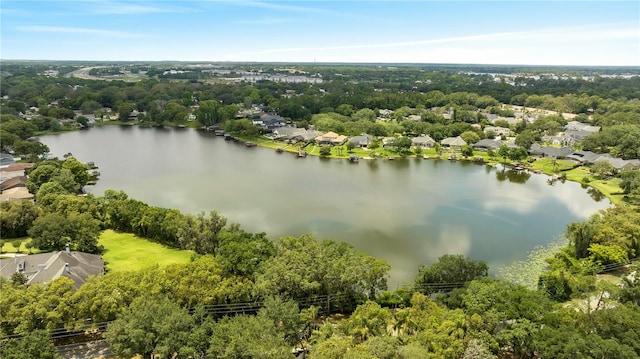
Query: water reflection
506,170,531,184
41,127,611,284
366,159,379,171
495,169,531,184
496,169,507,182
587,187,605,202
389,158,410,170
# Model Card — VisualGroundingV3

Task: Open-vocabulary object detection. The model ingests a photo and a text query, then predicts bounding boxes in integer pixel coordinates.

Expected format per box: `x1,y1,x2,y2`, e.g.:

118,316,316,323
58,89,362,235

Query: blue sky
1,1,639,66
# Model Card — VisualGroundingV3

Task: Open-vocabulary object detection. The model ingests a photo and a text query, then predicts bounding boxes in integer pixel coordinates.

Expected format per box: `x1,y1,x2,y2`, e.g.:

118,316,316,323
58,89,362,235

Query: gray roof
441,136,467,147
349,134,373,146
593,156,640,170
566,150,601,163
565,121,600,133
473,139,503,150
0,153,15,167
566,129,593,141
528,145,574,158
260,114,285,124
0,251,104,289
412,135,435,145
273,127,297,137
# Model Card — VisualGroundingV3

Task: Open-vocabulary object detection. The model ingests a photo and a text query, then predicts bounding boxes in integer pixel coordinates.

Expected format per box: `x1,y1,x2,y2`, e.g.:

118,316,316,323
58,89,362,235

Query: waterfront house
473,139,503,151
593,156,640,171
411,135,436,148
565,151,640,171
441,136,467,148
0,176,27,192
0,163,35,183
0,187,34,201
254,113,285,130
315,131,347,146
528,144,574,158
349,134,373,148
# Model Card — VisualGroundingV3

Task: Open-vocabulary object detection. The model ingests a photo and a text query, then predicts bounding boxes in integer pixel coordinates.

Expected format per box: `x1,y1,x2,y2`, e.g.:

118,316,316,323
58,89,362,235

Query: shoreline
47,122,628,206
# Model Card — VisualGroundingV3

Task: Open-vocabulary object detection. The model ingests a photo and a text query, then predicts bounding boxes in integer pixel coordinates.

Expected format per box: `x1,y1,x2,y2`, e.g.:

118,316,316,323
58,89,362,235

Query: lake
42,126,610,285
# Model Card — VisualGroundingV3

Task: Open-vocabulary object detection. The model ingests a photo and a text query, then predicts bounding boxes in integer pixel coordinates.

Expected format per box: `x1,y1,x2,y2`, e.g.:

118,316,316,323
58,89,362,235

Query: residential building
484,126,512,137
441,136,467,148
473,139,503,151
411,135,436,148
315,131,347,146
0,247,104,289
349,134,373,148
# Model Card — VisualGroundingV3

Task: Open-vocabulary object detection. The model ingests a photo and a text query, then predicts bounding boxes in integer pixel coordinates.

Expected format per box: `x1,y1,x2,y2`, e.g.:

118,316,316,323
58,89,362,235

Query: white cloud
83,1,194,15
234,17,299,25
233,1,336,14
223,22,639,65
16,25,142,38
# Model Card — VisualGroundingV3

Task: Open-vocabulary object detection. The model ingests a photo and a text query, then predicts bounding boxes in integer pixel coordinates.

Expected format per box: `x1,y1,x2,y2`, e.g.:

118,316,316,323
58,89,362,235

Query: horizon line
1,58,640,68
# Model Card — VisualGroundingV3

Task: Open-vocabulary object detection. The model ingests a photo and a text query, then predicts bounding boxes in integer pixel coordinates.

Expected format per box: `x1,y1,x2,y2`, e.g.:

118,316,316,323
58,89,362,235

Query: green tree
161,101,188,123
392,137,412,155
352,108,376,122
254,234,389,303
177,211,227,254
208,314,292,358
514,130,538,149
336,104,354,116
116,101,136,121
508,147,529,161
0,330,62,359
61,157,90,187
590,160,616,179
28,212,101,253
460,130,481,145
216,225,275,277
461,144,474,158
415,254,488,294
196,99,223,126
309,336,353,359
0,200,40,238
434,142,443,156
320,145,332,157
258,296,301,346
342,301,391,343
26,163,61,194
106,296,194,359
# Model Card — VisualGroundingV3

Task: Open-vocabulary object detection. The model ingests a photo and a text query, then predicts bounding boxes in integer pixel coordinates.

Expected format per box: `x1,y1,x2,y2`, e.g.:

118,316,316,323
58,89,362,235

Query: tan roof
0,163,35,172
316,131,340,140
0,187,34,201
0,170,25,181
0,176,27,191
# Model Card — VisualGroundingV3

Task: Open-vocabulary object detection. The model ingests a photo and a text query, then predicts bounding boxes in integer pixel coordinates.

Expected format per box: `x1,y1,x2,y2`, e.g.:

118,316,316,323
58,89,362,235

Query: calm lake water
42,126,610,284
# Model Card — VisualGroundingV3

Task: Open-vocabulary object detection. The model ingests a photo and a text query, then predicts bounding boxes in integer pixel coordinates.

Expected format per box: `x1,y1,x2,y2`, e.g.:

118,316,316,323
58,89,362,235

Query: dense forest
1,62,640,358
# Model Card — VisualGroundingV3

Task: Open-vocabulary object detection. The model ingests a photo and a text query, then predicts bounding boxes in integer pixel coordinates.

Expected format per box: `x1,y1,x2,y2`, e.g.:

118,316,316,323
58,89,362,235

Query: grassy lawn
99,230,192,272
0,238,41,254
529,158,577,174
528,158,626,204
234,135,631,204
